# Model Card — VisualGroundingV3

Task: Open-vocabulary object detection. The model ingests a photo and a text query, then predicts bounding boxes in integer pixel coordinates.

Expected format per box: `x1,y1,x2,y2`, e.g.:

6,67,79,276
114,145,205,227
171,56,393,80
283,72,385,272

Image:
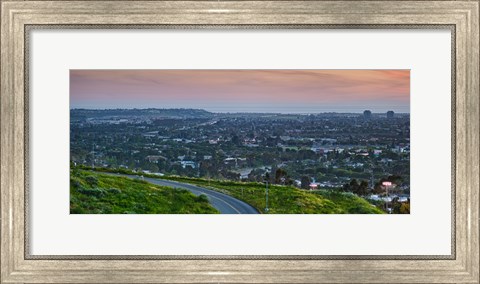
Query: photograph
70,69,410,214
3,1,477,282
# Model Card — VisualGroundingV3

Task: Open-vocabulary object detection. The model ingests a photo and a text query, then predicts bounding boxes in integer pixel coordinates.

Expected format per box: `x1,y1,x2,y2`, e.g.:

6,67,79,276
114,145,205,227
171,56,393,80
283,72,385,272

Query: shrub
77,187,105,197
70,207,85,214
71,180,81,189
196,194,209,203
107,188,121,194
85,176,99,187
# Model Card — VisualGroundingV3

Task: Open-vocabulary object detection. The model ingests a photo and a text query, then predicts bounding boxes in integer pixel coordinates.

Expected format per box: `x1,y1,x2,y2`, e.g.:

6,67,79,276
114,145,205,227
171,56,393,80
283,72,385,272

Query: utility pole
91,142,95,169
370,170,374,190
382,181,392,213
264,172,270,213
91,133,96,170
265,181,269,213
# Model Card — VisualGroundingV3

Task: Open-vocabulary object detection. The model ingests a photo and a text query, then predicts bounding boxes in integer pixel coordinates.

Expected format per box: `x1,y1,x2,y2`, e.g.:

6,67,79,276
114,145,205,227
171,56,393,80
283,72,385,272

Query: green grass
76,166,384,214
70,169,219,214
313,190,384,214
159,176,384,214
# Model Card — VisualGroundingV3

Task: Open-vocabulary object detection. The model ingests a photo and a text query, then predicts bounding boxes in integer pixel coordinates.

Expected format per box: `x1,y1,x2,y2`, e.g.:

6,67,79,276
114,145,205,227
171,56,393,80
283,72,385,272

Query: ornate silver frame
1,1,478,283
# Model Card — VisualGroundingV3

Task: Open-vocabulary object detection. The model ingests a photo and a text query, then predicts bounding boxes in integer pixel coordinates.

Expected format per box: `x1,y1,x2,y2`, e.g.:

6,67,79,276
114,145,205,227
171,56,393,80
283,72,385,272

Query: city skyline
70,69,410,113
69,107,409,115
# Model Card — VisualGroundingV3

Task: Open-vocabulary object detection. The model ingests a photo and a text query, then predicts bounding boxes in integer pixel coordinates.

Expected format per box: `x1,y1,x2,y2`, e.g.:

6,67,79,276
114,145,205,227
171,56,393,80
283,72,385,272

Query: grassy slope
70,169,219,214
160,176,384,214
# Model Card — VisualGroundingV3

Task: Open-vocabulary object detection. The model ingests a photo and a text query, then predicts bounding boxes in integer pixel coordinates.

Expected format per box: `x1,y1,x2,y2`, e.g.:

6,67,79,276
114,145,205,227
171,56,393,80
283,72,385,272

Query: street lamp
382,181,392,213
264,172,270,213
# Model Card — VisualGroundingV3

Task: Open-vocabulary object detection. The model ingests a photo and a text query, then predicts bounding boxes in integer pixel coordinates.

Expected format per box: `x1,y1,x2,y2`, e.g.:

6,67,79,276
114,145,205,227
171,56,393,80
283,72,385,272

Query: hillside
70,169,219,214
70,108,213,121
160,175,384,214
86,167,383,214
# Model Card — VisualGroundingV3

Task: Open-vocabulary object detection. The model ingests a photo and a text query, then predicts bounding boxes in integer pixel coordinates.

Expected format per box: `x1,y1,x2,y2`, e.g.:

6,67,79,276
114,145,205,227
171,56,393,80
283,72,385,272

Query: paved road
107,173,259,214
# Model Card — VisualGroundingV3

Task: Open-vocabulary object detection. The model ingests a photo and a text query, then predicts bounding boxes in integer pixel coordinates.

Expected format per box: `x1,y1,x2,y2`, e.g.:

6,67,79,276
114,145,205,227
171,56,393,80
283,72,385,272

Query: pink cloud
70,69,410,112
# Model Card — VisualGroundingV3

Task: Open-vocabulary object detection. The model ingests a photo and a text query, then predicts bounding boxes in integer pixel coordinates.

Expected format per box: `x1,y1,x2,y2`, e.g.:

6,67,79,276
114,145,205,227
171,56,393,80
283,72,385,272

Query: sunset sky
70,70,410,113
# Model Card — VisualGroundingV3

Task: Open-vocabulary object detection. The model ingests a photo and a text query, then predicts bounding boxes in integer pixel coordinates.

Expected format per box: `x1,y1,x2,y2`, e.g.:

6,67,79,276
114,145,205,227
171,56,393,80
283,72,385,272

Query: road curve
107,173,259,214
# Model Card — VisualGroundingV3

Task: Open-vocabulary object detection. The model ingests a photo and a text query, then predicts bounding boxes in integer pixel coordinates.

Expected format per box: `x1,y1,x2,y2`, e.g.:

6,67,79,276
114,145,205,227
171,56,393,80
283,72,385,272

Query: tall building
387,110,394,118
363,110,372,119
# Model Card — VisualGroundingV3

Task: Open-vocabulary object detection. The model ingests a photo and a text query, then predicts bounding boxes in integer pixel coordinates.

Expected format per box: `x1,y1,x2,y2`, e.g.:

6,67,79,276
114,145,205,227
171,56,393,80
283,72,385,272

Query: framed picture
1,1,478,283
69,69,408,215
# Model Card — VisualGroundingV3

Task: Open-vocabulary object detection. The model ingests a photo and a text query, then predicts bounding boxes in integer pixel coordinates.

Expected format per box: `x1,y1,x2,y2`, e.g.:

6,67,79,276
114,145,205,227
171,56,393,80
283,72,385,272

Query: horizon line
70,107,410,114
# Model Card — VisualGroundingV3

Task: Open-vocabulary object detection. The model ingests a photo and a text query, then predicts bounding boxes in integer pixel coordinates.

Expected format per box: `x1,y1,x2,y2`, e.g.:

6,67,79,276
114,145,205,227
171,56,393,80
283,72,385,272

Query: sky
70,70,410,113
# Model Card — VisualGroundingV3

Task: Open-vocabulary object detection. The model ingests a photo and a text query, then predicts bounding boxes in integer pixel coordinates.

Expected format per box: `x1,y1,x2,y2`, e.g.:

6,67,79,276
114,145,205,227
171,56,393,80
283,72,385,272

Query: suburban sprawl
70,108,410,214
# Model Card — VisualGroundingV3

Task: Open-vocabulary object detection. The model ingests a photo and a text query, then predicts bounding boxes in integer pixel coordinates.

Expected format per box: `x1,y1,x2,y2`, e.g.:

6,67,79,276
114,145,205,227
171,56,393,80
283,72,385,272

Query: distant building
309,183,318,190
180,161,196,169
239,169,252,180
387,110,395,118
145,155,166,163
363,110,372,119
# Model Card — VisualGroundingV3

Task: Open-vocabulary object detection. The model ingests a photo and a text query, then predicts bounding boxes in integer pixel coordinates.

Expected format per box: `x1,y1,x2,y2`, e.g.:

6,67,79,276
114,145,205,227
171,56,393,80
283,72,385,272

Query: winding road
107,173,259,214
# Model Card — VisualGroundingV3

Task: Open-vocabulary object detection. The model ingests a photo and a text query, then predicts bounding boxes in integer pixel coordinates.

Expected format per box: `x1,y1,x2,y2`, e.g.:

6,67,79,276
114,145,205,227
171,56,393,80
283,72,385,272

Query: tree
343,179,358,193
231,134,241,146
264,172,270,181
224,171,240,180
373,182,385,194
399,203,410,214
357,180,369,196
341,179,368,196
275,168,287,184
301,176,310,189
143,163,159,173
391,198,410,214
